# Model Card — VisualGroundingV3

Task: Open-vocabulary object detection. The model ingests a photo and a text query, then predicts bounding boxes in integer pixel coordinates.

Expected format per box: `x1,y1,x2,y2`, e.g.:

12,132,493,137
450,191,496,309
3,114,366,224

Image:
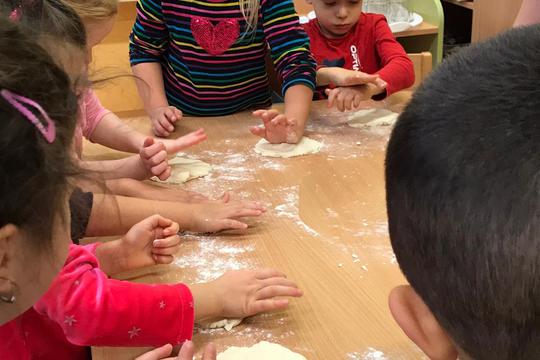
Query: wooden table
89,98,424,359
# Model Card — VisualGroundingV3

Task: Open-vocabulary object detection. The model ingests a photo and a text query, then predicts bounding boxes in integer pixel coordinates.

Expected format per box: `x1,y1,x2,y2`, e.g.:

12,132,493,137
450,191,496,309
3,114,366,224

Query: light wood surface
394,21,439,38
472,0,523,42
88,98,425,359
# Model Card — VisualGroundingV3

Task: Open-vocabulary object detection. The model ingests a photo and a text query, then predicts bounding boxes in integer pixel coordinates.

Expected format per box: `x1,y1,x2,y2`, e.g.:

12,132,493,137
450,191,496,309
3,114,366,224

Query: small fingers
249,126,266,138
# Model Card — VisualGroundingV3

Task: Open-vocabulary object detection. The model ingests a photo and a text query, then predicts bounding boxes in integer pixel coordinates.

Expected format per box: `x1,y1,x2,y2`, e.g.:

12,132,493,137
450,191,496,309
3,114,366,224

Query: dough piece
347,108,399,128
201,318,242,332
151,156,212,184
254,137,322,158
217,341,307,360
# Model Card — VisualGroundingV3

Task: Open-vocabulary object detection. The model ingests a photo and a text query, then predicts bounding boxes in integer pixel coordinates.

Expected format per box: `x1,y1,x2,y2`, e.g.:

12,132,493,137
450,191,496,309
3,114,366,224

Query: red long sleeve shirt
303,13,415,99
0,244,195,360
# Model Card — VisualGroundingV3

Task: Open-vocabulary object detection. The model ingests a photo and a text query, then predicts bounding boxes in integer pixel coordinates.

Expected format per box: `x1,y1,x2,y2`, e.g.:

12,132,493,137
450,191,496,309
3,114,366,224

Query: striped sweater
129,0,317,116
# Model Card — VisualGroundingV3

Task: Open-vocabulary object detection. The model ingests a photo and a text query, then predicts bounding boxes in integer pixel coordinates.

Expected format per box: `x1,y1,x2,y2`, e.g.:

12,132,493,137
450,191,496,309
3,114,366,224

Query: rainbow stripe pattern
129,0,316,116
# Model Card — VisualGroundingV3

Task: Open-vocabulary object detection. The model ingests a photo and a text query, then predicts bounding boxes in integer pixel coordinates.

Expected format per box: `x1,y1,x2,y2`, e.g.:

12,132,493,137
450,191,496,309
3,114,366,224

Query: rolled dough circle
347,108,399,128
200,318,242,332
217,341,307,360
254,137,322,158
151,156,212,184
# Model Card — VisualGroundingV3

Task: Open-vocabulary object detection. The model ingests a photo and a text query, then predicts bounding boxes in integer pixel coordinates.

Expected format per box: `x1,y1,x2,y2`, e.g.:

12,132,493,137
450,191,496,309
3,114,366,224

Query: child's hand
325,83,386,112
250,109,299,144
120,215,181,271
320,67,384,87
139,137,171,181
135,342,216,360
188,196,266,233
200,269,303,319
157,128,208,154
149,106,183,137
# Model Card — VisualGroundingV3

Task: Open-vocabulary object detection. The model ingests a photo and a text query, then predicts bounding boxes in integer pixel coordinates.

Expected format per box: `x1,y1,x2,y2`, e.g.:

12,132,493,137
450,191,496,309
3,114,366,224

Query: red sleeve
372,16,415,96
33,244,194,347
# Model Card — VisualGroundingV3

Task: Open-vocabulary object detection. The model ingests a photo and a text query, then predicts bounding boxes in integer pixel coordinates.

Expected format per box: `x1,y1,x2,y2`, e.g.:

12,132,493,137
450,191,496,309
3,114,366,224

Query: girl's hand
149,106,183,137
134,342,216,360
120,215,181,270
157,128,208,154
323,67,382,87
188,197,266,233
325,83,386,112
250,109,299,144
139,137,171,181
197,269,303,320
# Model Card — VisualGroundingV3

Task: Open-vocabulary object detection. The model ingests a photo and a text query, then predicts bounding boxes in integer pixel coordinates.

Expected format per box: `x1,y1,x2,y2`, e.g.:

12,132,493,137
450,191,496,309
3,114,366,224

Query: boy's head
306,0,362,38
385,25,540,360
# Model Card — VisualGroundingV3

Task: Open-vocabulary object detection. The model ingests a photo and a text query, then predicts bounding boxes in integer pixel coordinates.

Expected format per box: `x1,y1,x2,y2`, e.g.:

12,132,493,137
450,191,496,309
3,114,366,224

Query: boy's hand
188,196,266,233
149,106,183,137
140,137,171,181
120,215,181,271
199,269,303,319
250,109,299,144
325,82,387,112
319,67,385,87
157,128,208,154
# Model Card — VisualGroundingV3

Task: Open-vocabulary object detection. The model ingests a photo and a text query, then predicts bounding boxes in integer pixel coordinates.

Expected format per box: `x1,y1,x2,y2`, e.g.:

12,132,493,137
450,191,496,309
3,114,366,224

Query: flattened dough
151,156,212,184
200,318,242,332
217,341,307,360
347,108,399,128
254,137,322,158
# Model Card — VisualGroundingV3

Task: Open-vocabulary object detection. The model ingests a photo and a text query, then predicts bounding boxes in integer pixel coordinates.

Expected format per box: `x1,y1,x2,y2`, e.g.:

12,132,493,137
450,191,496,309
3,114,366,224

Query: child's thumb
143,137,155,148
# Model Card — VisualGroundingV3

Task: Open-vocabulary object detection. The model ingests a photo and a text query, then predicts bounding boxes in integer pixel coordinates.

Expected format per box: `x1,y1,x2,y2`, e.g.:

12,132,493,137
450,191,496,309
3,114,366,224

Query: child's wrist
190,282,222,321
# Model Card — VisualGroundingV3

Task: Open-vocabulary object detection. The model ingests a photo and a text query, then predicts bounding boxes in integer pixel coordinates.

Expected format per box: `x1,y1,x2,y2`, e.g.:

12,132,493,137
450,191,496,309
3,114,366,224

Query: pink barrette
9,7,22,22
1,89,56,143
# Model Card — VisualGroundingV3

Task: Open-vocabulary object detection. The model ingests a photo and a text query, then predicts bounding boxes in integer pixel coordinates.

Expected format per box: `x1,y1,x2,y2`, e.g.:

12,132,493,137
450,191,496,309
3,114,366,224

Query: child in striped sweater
130,0,317,144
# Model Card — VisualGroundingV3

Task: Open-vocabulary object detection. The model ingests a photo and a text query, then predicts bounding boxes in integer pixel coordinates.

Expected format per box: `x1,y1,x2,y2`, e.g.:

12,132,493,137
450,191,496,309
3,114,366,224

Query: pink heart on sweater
191,17,240,55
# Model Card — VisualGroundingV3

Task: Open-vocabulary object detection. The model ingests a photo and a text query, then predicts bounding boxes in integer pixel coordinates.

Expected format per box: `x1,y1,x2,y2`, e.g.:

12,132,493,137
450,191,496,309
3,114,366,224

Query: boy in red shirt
303,0,415,111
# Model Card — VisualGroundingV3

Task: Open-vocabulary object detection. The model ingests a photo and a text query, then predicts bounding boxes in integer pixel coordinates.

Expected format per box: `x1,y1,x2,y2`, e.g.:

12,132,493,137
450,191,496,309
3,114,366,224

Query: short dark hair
0,16,79,250
386,25,540,360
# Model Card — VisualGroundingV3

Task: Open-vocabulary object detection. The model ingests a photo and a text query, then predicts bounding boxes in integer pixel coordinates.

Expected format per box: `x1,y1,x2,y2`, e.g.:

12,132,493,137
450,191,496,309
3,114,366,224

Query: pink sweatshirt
74,89,110,156
0,244,195,359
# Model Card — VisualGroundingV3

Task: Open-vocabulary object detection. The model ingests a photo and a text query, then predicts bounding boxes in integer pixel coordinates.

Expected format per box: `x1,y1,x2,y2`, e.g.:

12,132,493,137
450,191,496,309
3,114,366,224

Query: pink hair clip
1,89,56,143
9,7,22,22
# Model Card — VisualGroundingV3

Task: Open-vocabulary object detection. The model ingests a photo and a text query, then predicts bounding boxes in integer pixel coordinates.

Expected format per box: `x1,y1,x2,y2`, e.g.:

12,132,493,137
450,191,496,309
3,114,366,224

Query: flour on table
200,318,242,332
217,341,307,360
151,156,212,184
347,109,399,128
254,137,322,158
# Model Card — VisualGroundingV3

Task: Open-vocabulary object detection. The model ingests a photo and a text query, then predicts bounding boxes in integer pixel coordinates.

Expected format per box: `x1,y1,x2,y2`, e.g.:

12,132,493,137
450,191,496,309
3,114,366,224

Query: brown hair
59,0,118,21
0,15,80,249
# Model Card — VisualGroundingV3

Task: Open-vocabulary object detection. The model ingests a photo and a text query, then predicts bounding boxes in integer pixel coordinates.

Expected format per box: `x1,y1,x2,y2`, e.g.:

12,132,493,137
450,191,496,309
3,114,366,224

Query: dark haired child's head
385,25,540,360
0,16,80,324
306,0,363,39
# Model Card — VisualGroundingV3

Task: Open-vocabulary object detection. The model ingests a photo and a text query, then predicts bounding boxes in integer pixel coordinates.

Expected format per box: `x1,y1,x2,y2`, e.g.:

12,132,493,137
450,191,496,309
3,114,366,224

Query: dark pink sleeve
80,90,111,141
373,16,415,96
34,244,194,347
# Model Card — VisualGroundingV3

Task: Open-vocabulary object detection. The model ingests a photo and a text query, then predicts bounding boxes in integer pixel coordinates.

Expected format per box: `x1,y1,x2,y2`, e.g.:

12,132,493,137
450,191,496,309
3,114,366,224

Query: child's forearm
514,0,540,26
84,192,196,236
80,156,147,181
316,67,334,86
132,62,170,113
95,240,128,276
284,84,313,141
89,113,147,153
